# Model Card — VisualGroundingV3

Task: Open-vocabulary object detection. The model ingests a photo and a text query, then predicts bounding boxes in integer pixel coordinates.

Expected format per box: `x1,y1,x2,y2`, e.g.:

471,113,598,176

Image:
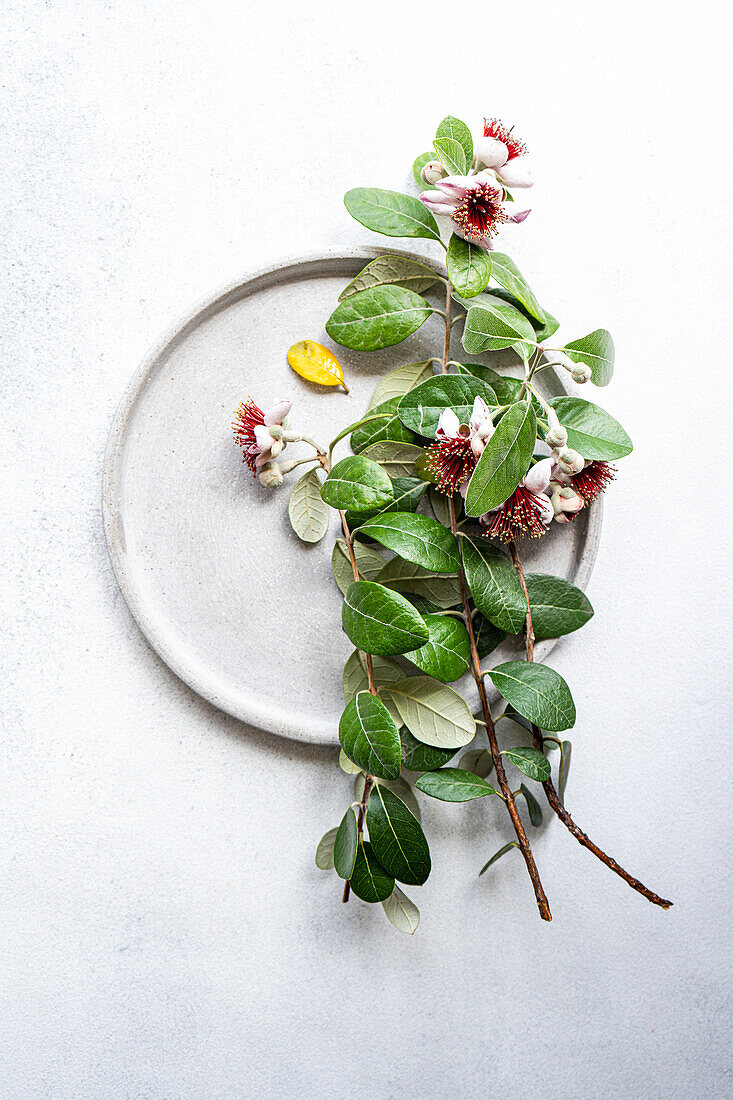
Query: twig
508,540,673,910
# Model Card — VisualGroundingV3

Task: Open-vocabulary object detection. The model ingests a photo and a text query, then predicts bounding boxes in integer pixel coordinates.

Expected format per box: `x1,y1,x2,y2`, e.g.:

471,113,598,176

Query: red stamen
451,181,507,242
483,118,527,160
426,435,477,494
571,461,616,503
233,396,266,474
483,485,549,542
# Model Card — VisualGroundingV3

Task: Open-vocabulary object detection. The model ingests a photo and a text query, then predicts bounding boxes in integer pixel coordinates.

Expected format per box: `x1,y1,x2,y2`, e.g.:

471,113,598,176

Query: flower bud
571,363,592,384
270,438,285,458
545,408,568,450
258,462,283,488
550,482,584,521
421,160,446,185
555,447,584,476
278,459,301,474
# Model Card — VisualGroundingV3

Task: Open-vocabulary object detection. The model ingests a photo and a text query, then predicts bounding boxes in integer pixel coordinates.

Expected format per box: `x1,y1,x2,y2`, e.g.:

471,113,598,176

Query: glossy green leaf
287,468,330,543
446,234,493,298
489,252,543,322
360,441,425,478
384,676,475,748
400,727,458,772
345,477,427,528
376,556,461,609
416,768,499,802
517,783,543,827
321,455,393,512
367,785,431,886
353,773,421,823
503,745,551,782
331,539,386,595
549,397,632,460
489,661,576,732
344,187,441,240
559,740,572,805
464,401,536,517
357,512,461,574
315,827,338,870
435,115,474,165
368,360,434,410
333,807,359,879
339,256,441,302
433,135,467,176
350,397,415,453
473,614,506,659
381,885,420,934
397,375,497,438
326,285,433,352
525,573,594,639
462,538,527,634
458,362,525,407
479,841,518,876
479,291,559,341
461,293,537,356
338,691,402,780
404,614,470,682
562,329,615,387
413,152,433,188
349,839,395,903
342,581,429,656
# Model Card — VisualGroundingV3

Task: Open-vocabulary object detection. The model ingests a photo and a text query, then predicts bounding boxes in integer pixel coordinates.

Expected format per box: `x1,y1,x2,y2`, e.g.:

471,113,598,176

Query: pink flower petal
524,457,553,494
264,400,292,426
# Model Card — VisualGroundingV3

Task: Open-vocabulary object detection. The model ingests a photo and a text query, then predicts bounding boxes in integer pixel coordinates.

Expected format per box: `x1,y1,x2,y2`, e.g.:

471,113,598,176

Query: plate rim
102,246,602,744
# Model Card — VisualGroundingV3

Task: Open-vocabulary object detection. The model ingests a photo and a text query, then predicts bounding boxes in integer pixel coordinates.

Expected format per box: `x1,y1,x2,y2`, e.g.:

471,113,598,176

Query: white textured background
3,2,732,1097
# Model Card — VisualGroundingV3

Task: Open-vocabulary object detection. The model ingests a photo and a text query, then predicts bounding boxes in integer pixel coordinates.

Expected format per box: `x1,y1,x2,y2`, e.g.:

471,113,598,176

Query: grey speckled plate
102,248,601,744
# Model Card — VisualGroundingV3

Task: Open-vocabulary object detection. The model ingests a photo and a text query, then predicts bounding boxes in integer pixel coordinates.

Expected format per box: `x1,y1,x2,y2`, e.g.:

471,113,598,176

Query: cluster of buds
233,397,310,487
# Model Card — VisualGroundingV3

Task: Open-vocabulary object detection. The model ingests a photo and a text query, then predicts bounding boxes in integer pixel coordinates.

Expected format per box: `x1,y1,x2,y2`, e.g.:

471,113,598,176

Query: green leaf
345,477,427,528
413,152,433,188
342,581,429,656
353,773,421,822
338,691,402,780
464,401,537,517
428,486,452,526
461,294,537,357
367,784,431,886
549,397,632,460
562,329,615,387
473,614,506,659
315,827,338,870
524,574,594,639
458,362,525,407
376,556,461,609
479,841,518,876
339,256,441,302
344,187,441,240
489,253,544,322
368,360,434,410
384,676,475,749
503,745,551,782
381,885,420,934
350,397,415,453
360,441,426,478
342,650,404,703
462,538,527,634
339,748,362,776
349,839,395,902
446,234,493,298
489,661,576,732
435,115,474,165
397,375,498,438
331,539,386,595
326,286,432,352
433,135,467,176
559,740,572,805
287,468,330,543
357,512,461,574
400,727,458,772
479,291,559,341
416,768,498,802
404,614,470,682
321,455,393,512
517,783,543,827
333,807,359,879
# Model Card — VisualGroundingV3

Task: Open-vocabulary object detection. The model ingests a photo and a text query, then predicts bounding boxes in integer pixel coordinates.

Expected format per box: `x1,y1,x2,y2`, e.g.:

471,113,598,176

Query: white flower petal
436,407,461,439
524,457,553,494
264,400,292,426
476,135,509,169
496,156,533,188
254,424,276,451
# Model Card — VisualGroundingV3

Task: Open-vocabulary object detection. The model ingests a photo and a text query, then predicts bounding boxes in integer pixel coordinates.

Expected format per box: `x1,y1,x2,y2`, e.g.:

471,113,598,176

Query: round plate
103,248,601,744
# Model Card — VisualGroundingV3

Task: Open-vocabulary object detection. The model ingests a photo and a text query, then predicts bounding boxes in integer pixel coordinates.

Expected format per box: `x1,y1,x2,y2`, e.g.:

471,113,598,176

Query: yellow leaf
287,340,348,392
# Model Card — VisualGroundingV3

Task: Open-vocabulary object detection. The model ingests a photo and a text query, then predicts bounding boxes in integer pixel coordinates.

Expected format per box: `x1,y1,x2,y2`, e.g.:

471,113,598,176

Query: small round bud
421,160,446,185
258,462,283,488
571,363,592,384
556,447,584,476
551,482,584,519
545,408,568,450
270,438,285,458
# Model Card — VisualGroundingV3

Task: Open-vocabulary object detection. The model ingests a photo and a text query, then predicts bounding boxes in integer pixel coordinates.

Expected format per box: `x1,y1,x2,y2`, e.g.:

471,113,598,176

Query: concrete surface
2,2,731,1097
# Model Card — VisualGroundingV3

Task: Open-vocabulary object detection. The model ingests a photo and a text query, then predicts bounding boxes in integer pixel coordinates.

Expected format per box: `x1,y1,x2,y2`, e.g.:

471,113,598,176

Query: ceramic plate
102,248,601,744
